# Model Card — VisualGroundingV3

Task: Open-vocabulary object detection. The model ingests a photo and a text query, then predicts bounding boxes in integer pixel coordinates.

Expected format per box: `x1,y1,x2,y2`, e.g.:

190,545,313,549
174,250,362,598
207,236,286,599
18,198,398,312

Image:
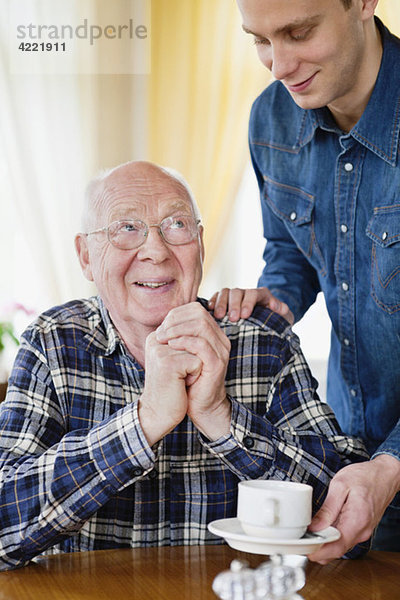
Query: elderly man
0,161,368,571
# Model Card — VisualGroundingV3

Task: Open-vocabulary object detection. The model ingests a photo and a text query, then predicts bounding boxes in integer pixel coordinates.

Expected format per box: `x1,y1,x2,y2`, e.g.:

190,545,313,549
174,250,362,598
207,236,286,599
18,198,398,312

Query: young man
210,0,400,560
0,161,368,570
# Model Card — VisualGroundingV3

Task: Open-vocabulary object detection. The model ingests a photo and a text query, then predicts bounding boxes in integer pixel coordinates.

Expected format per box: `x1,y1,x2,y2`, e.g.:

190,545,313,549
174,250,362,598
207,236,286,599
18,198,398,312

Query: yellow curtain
148,0,266,273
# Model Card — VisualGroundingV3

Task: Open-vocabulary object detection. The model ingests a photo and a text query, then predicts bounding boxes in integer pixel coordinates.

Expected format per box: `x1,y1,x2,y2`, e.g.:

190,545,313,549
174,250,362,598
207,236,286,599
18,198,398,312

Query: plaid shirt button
132,467,144,477
243,435,255,449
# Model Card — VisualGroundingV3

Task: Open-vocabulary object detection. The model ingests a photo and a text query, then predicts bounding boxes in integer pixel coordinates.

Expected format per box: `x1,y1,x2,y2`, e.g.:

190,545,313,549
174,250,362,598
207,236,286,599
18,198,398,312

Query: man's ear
75,234,94,282
198,225,205,265
360,0,379,21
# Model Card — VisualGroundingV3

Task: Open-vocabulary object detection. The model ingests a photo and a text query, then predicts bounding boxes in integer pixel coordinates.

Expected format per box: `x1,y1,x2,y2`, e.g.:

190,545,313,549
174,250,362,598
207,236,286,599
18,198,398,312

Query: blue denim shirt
249,18,400,474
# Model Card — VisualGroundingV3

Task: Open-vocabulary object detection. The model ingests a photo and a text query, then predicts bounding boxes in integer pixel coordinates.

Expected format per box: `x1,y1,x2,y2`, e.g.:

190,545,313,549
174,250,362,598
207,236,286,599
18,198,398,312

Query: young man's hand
208,287,294,324
308,455,400,563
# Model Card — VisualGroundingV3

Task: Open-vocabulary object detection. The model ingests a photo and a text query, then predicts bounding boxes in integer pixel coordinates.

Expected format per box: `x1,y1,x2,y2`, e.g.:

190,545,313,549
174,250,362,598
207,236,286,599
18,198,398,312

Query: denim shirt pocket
263,175,327,276
366,206,400,314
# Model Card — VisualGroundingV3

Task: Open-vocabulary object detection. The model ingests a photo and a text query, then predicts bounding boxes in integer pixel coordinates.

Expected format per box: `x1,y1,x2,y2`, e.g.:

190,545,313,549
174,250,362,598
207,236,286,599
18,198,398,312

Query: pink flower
12,302,36,316
1,301,36,318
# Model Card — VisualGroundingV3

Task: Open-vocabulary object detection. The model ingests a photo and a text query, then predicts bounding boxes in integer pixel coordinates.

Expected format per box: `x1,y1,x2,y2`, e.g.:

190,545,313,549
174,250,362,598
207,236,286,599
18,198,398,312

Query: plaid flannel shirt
0,297,368,570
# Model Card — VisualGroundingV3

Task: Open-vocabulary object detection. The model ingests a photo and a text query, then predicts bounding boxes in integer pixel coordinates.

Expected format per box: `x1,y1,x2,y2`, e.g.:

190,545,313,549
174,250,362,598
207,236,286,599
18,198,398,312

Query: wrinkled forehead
94,166,194,224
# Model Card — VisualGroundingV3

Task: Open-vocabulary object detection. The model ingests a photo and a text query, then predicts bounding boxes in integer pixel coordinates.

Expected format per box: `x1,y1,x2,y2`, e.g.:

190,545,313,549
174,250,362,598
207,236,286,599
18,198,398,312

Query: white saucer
208,518,340,556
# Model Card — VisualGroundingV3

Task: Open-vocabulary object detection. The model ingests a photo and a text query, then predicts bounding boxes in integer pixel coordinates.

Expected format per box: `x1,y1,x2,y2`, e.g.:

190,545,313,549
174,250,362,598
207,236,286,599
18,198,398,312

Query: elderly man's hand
307,454,400,563
138,325,203,446
208,287,294,325
156,302,232,440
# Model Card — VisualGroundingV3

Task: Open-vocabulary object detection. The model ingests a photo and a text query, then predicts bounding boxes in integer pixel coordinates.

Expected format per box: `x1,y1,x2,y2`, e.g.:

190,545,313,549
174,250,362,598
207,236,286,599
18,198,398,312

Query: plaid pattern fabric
0,297,368,570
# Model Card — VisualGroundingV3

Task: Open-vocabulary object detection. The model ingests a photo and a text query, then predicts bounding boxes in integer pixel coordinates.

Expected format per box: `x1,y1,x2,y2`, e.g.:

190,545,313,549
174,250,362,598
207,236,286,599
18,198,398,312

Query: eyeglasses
84,215,201,250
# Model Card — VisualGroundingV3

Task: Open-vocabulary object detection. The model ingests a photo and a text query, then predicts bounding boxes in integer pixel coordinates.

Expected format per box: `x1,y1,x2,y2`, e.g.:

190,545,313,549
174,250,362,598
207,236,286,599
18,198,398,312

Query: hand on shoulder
208,286,294,324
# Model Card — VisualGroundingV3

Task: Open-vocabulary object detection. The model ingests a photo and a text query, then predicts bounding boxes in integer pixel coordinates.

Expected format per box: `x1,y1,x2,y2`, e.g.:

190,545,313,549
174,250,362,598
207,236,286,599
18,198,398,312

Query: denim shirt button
290,211,297,221
350,389,357,397
382,231,388,241
341,282,349,291
344,162,354,172
344,338,350,346
340,224,348,233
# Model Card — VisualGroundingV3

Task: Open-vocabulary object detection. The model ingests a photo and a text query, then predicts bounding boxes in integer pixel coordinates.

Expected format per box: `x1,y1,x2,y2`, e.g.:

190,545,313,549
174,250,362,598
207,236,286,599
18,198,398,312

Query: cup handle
263,498,279,526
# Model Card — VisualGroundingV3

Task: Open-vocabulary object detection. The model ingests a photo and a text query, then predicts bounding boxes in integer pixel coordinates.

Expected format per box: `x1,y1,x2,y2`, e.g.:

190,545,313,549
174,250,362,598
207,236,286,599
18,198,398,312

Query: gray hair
82,162,201,232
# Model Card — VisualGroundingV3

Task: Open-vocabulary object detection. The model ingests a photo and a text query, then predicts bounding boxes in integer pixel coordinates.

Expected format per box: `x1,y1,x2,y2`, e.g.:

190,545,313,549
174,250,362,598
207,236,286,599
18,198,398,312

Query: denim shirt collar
296,18,400,166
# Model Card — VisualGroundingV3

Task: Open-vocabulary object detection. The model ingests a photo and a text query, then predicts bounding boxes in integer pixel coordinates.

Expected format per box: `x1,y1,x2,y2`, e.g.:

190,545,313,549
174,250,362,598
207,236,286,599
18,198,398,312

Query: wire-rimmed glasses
84,215,201,250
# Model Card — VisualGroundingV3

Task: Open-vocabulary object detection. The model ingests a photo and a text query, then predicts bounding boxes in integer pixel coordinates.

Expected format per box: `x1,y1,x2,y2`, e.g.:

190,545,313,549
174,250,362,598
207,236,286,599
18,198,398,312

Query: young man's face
237,0,373,112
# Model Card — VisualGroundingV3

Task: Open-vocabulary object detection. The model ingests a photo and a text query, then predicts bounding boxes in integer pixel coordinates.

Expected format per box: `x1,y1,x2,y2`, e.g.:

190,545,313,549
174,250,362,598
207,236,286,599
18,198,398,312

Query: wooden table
0,546,399,599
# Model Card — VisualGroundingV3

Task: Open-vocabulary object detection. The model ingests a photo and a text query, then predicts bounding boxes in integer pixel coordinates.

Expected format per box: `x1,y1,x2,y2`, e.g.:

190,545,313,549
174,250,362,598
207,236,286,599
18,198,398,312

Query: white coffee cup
237,480,312,539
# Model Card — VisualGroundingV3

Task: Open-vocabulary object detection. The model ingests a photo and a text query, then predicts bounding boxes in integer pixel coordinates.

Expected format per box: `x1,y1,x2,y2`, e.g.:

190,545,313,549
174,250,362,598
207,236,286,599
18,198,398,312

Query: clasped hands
138,302,232,446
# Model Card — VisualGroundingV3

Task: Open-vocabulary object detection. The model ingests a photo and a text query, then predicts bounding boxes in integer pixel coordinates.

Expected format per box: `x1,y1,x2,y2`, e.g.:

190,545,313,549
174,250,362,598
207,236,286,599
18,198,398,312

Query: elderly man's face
77,162,204,338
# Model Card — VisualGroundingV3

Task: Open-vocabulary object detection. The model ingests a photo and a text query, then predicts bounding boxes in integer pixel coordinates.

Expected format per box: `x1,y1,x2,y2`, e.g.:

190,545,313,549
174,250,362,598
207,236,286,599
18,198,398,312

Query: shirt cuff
88,402,156,491
198,396,276,478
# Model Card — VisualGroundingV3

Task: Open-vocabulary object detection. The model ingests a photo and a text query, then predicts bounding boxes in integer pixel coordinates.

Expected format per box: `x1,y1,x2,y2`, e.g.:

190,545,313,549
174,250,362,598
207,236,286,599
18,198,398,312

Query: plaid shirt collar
79,296,123,357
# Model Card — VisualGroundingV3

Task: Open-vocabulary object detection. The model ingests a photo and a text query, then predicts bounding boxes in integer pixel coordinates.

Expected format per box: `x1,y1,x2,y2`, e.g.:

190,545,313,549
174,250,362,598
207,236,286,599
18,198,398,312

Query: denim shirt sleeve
249,102,321,323
372,418,400,462
372,419,400,512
